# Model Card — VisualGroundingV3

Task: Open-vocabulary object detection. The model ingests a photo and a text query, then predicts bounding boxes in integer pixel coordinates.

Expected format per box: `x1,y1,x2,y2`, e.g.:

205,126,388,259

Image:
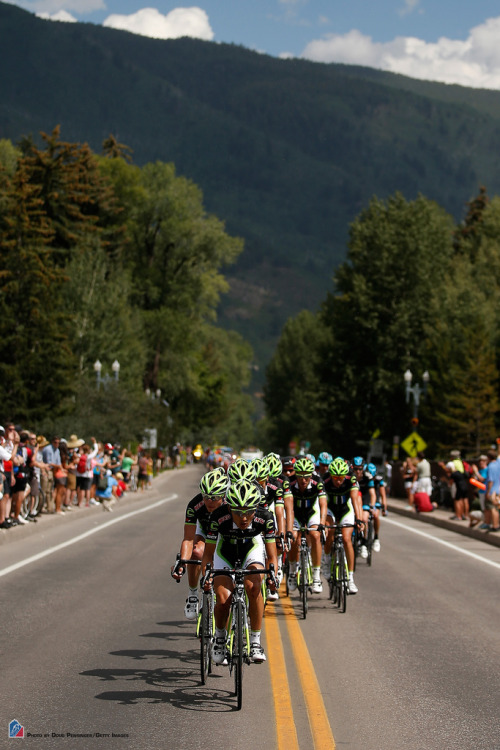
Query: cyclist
323,457,362,594
283,456,327,594
317,451,333,479
252,456,285,601
281,455,296,485
362,462,387,553
201,479,278,664
171,468,228,619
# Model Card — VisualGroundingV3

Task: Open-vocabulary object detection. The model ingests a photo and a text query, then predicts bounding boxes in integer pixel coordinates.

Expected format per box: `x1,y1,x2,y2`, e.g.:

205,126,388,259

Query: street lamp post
404,369,430,420
94,359,120,390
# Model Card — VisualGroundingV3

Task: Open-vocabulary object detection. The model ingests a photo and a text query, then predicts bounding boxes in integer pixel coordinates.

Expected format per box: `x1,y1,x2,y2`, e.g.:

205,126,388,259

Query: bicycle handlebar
171,553,202,582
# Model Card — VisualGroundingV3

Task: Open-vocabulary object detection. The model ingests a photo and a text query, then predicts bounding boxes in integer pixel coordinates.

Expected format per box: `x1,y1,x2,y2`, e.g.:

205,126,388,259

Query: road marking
0,494,178,579
264,605,300,750
279,597,336,750
384,517,500,570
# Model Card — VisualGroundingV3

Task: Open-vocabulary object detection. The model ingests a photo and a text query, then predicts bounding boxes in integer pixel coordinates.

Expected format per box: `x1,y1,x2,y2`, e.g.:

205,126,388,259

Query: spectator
95,469,118,511
484,449,500,532
65,434,84,508
441,450,469,521
0,425,20,529
42,436,64,514
138,451,149,491
415,451,432,499
76,439,98,508
120,450,134,483
401,456,417,510
471,455,489,529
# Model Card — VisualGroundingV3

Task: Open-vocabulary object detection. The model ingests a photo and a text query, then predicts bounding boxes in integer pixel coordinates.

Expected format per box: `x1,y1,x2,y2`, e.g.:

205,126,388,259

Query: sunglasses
232,509,256,517
203,494,225,502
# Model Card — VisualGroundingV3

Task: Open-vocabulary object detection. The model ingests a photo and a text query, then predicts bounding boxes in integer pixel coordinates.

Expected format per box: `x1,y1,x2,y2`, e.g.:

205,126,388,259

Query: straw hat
67,434,85,448
36,435,49,448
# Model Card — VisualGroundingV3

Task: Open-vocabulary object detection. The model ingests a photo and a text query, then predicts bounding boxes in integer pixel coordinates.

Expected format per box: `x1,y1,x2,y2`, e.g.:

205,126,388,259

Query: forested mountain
3,0,500,375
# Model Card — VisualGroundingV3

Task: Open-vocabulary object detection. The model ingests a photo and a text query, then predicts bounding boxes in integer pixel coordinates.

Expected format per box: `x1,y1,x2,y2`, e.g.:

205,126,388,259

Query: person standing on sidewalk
484,449,500,531
415,452,432,499
442,450,469,521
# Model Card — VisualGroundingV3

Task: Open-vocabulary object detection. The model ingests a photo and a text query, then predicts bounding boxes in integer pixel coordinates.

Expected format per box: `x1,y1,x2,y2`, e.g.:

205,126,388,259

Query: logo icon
8,720,24,738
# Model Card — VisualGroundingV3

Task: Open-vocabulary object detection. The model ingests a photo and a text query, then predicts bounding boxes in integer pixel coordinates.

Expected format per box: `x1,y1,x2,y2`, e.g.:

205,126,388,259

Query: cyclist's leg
242,539,266,662
306,507,322,592
211,549,235,664
322,509,334,576
373,505,381,551
340,502,358,593
287,517,302,590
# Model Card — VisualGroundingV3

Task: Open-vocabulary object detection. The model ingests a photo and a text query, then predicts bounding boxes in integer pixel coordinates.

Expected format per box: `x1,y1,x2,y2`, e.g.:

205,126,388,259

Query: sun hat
67,434,85,448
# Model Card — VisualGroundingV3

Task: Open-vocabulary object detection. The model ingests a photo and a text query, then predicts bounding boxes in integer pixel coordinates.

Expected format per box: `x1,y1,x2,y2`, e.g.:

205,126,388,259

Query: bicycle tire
199,594,212,685
300,548,308,619
367,518,374,567
333,547,342,608
234,599,244,710
339,546,348,613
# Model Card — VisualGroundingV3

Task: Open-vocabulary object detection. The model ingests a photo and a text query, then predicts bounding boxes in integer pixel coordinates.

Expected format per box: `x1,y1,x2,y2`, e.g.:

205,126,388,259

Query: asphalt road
1,466,499,750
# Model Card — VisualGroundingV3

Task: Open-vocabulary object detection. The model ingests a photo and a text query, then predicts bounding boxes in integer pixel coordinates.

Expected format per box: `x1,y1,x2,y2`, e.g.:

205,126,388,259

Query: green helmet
329,457,349,477
265,453,282,478
226,479,261,511
228,458,255,483
251,457,269,481
294,457,315,476
199,469,229,496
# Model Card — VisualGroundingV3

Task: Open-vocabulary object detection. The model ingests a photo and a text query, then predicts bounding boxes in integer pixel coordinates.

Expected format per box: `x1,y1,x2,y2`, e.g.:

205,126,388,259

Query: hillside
2,1,500,375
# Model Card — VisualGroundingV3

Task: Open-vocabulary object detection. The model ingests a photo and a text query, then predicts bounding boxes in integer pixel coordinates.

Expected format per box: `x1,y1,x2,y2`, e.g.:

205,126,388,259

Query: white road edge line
384,516,500,570
0,494,178,579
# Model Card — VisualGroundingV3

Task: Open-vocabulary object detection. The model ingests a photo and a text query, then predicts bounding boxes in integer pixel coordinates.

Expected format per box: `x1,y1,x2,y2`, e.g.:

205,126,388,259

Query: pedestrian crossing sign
401,431,427,457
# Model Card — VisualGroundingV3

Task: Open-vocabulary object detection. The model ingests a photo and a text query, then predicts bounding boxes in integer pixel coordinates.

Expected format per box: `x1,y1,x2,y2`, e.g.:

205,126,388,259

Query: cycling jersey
206,505,276,566
184,493,219,537
258,477,284,511
284,474,326,526
323,474,359,508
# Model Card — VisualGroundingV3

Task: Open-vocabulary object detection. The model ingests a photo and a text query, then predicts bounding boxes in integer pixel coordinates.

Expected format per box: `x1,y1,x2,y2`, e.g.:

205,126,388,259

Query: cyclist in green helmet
323,457,363,594
252,456,286,600
171,468,228,619
228,457,256,484
201,479,278,664
283,456,328,594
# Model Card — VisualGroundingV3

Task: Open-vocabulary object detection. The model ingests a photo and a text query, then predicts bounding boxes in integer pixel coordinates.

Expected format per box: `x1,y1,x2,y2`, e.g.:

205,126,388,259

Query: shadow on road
80,620,241,712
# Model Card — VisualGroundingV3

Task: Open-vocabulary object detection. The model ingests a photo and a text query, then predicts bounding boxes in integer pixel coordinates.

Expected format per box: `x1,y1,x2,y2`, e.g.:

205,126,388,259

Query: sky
8,0,500,90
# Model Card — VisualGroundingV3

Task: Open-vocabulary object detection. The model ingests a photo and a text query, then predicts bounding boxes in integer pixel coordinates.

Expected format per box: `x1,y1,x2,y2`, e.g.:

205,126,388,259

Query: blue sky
9,0,500,89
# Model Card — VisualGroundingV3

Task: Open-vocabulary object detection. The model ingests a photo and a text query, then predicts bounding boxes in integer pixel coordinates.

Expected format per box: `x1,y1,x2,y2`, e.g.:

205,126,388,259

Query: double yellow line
264,598,336,750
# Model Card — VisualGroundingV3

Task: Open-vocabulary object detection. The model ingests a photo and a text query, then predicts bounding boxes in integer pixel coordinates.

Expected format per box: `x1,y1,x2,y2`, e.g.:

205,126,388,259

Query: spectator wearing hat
65,435,84,508
441,450,469,521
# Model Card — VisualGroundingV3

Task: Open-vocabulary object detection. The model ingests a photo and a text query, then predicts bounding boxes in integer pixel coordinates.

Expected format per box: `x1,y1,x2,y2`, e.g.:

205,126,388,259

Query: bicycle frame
326,523,354,613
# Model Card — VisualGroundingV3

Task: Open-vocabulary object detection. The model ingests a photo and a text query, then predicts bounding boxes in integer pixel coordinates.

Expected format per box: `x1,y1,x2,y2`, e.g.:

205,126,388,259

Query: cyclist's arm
378,484,388,511
318,491,328,526
264,539,278,578
201,537,216,574
283,490,294,534
179,523,196,562
351,488,363,520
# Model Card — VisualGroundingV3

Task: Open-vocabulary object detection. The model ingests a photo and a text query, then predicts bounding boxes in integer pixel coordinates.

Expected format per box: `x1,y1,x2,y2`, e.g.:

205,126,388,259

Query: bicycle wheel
339,546,348,613
199,594,212,684
333,547,342,608
366,518,374,567
283,556,290,597
33,488,45,516
300,548,308,619
233,600,244,710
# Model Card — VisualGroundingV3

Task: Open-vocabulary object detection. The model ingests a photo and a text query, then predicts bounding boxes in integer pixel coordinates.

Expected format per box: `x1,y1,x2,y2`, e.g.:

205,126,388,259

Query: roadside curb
387,498,500,549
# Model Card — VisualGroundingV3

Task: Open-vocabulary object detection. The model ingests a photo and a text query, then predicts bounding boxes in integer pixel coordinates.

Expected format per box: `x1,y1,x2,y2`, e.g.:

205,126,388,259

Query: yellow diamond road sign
401,431,427,457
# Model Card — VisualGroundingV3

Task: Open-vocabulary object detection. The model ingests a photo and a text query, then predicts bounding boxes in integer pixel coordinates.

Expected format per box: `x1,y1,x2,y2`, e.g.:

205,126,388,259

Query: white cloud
301,16,500,90
37,8,77,20
102,6,214,41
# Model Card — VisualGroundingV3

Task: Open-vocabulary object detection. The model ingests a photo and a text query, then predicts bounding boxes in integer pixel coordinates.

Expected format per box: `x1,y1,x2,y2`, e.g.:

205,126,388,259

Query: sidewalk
387,495,500,549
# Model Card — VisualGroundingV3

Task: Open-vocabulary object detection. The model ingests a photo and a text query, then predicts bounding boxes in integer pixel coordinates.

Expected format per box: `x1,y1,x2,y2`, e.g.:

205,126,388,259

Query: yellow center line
279,597,336,750
264,605,300,750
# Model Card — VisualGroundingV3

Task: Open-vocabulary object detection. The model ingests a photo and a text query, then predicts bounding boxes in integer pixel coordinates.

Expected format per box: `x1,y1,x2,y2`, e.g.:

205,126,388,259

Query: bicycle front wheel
200,594,212,684
300,549,308,619
233,600,244,710
367,519,374,567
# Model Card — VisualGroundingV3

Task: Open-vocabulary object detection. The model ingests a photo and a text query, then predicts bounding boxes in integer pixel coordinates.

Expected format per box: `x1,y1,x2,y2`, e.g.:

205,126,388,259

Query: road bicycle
361,502,382,566
172,555,211,684
21,484,45,520
325,523,355,613
202,561,276,710
294,525,315,620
